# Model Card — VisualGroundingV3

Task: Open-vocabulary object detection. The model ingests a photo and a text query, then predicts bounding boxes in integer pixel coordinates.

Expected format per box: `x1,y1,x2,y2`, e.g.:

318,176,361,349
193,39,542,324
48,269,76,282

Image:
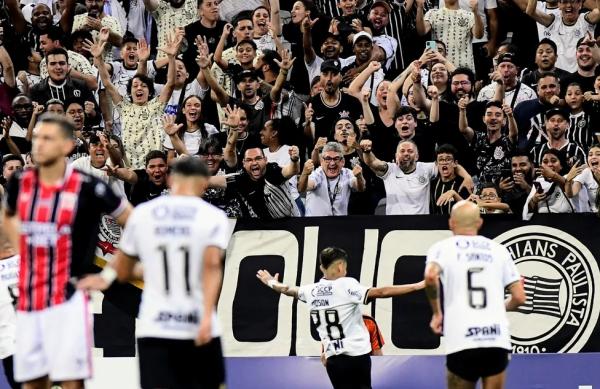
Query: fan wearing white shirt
257,247,424,389
565,144,600,212
524,148,573,220
360,139,473,215
425,201,525,389
299,142,365,216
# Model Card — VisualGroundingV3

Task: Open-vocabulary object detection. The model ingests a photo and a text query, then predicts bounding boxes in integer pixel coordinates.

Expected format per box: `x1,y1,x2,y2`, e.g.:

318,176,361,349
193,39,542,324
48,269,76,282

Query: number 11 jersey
426,235,521,354
119,195,230,340
298,277,372,358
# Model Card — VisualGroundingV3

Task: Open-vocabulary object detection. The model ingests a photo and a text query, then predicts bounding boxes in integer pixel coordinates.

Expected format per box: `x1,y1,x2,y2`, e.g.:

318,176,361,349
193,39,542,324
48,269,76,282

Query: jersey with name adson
426,235,521,354
298,277,371,359
119,195,230,340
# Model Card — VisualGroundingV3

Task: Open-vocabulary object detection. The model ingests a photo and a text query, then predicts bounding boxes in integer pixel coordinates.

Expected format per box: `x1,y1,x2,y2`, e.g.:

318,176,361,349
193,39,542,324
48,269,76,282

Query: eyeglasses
479,193,498,199
437,157,454,163
451,80,471,86
199,152,223,158
323,156,343,162
243,156,265,163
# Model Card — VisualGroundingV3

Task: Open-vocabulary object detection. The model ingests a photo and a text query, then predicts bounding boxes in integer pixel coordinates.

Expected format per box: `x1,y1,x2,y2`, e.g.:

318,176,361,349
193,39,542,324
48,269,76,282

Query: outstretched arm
366,280,425,299
88,29,123,104
256,269,299,298
158,31,183,104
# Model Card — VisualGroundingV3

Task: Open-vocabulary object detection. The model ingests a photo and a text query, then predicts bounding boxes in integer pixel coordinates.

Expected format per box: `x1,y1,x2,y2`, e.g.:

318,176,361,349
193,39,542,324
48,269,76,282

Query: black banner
95,214,600,357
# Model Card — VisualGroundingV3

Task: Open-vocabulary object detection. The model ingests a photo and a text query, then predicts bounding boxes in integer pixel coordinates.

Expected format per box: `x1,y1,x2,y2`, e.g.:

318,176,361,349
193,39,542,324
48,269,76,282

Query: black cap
497,52,516,65
235,69,259,83
545,107,569,120
320,59,341,74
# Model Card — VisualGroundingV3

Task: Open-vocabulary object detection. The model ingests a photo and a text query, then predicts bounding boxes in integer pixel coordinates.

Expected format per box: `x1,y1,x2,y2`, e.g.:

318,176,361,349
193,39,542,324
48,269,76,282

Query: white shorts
14,290,93,382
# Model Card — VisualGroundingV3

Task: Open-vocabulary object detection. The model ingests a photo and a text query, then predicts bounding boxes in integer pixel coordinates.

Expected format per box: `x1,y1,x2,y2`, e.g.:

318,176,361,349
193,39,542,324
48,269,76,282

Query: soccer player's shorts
446,347,510,382
14,291,93,382
325,352,372,389
137,336,225,389
0,303,16,359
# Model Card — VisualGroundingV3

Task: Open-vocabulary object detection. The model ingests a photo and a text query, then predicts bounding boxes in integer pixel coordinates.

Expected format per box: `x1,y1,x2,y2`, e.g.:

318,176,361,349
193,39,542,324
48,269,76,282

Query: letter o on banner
219,230,299,356
375,230,451,355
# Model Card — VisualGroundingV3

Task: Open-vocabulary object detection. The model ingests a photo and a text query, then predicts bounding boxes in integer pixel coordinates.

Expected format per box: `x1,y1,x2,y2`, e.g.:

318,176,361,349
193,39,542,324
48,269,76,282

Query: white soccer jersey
298,277,371,359
426,235,521,355
119,195,230,340
541,13,595,72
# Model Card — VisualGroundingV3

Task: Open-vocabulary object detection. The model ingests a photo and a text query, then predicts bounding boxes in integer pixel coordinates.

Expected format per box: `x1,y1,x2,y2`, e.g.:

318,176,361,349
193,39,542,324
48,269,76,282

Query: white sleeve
206,211,231,250
119,208,140,256
522,186,537,221
501,248,520,287
297,284,309,303
342,278,370,305
308,169,321,190
485,0,498,9
424,162,437,179
379,162,395,180
426,242,446,271
186,78,209,100
573,167,590,186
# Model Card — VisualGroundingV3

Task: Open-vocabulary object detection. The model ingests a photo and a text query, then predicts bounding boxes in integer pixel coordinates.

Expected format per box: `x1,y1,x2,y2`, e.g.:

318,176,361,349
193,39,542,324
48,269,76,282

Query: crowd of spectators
0,0,599,220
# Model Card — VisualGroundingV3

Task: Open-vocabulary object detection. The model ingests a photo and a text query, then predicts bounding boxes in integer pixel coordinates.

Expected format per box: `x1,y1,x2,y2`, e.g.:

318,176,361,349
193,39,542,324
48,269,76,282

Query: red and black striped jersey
5,166,127,311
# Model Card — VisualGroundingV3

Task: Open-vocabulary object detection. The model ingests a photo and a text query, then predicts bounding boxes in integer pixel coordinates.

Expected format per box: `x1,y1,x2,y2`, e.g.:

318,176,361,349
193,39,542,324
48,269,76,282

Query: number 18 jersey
426,235,521,354
119,195,230,340
298,277,371,358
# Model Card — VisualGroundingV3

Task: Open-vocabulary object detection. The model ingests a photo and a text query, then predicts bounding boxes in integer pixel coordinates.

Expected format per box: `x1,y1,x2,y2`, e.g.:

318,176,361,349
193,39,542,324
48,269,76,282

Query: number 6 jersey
119,195,230,340
298,277,372,358
426,235,521,354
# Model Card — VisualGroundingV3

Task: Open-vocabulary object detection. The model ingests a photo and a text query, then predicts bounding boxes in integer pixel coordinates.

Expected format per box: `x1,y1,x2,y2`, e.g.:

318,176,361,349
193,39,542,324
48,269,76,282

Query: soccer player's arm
256,269,299,298
424,245,444,335
503,251,526,311
197,212,230,345
366,280,425,299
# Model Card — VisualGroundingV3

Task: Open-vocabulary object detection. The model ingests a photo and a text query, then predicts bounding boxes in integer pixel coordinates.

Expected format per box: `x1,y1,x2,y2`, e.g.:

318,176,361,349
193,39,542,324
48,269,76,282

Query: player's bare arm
256,269,299,298
197,246,225,346
366,280,425,299
77,250,141,291
505,280,527,311
424,262,443,335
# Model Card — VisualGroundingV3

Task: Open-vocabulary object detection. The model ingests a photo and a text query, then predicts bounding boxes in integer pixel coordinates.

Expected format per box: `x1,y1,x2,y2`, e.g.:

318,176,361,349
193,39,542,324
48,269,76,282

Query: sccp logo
494,226,599,353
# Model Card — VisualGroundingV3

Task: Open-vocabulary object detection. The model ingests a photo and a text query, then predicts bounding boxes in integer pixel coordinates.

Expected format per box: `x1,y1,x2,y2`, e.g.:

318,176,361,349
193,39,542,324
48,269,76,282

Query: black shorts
446,347,510,382
325,353,371,389
137,337,225,389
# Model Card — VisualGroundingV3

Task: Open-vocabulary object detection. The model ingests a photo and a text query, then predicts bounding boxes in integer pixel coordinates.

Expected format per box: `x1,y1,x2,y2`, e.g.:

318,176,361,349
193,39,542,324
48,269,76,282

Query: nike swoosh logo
316,116,325,120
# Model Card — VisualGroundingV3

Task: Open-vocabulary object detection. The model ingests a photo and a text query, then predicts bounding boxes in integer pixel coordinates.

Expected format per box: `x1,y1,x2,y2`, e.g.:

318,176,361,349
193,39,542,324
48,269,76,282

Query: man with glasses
208,146,301,219
299,142,365,216
523,0,600,72
360,139,472,215
430,144,471,215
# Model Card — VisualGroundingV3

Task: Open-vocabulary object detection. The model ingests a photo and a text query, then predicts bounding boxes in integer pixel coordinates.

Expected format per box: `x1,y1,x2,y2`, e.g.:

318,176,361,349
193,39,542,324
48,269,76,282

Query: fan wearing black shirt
107,150,169,206
198,42,292,134
208,146,301,219
429,144,470,215
304,59,362,145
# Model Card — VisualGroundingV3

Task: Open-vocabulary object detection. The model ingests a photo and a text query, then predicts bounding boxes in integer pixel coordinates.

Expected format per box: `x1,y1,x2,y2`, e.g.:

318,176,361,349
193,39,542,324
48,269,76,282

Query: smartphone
501,168,513,179
425,41,437,51
533,181,543,194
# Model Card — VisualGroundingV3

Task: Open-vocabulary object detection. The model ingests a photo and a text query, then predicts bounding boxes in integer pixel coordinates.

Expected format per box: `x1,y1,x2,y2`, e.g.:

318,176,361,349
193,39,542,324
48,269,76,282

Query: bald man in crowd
424,201,526,389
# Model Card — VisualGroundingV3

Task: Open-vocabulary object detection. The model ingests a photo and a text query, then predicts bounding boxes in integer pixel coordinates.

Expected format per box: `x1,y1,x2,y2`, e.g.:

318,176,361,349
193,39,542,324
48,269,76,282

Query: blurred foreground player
78,157,229,389
257,247,424,389
3,114,131,389
424,201,526,389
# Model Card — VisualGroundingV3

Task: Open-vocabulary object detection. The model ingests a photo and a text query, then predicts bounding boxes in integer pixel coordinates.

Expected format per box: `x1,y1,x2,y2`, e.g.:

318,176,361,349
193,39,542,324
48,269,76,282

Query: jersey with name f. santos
119,195,230,340
298,277,371,358
426,235,521,354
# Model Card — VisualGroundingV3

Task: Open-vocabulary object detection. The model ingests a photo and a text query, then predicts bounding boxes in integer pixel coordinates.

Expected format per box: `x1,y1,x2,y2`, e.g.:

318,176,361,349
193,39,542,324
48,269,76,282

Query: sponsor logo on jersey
312,285,333,297
495,226,600,353
155,311,199,324
347,289,362,299
465,324,500,338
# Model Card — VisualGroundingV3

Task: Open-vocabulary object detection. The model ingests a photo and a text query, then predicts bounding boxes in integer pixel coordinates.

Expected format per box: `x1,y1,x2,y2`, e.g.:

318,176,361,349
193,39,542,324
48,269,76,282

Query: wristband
99,266,117,284
291,156,300,162
267,279,277,289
